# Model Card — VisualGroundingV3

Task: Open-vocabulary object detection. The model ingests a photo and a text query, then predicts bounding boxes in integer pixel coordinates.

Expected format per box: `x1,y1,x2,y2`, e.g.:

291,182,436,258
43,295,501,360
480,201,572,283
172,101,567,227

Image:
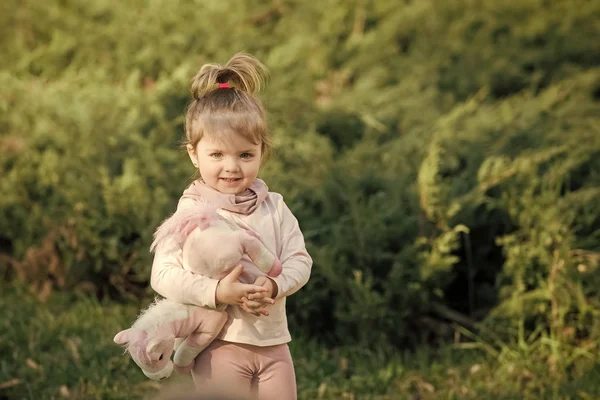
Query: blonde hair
184,53,272,161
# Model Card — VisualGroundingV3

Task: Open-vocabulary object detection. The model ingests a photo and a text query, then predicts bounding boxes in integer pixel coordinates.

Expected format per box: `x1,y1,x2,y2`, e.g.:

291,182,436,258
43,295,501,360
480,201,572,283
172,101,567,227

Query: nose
224,157,240,173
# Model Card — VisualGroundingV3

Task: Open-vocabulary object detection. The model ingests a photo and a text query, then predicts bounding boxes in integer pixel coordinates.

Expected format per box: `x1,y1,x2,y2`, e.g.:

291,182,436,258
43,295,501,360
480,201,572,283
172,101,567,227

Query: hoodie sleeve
270,195,313,299
150,199,219,308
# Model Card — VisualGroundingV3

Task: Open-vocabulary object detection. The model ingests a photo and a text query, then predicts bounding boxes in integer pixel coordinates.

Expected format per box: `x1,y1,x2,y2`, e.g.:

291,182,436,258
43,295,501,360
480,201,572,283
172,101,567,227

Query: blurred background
1,0,600,398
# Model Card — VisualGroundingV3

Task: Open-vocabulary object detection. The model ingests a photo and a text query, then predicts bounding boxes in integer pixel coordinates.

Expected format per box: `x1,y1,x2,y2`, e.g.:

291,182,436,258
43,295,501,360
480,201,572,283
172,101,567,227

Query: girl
150,53,312,400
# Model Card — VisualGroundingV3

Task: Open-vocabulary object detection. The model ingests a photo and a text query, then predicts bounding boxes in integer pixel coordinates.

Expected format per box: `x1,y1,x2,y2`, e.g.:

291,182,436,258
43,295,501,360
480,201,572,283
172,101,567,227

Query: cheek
245,160,261,173
198,162,219,175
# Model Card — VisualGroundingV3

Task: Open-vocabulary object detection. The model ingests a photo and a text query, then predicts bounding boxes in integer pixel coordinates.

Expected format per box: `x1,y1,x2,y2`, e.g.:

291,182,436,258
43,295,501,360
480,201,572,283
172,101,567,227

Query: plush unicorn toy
114,203,282,380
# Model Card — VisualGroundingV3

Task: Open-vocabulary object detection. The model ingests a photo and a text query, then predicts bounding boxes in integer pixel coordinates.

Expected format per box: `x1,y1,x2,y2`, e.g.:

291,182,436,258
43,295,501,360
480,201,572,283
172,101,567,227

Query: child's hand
241,276,277,317
216,265,268,307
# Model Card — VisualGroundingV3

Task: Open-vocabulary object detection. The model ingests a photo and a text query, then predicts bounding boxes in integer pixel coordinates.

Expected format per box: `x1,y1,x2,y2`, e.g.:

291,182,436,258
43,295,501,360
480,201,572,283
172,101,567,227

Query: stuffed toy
114,203,282,380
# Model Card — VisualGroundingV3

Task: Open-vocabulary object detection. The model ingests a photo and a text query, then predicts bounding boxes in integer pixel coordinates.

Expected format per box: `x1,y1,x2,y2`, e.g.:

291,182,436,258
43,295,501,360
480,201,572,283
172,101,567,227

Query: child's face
188,133,262,195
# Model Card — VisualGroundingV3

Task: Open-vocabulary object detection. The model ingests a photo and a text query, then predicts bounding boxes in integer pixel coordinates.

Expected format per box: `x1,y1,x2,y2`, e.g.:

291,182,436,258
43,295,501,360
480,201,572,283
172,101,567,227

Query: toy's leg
171,337,185,372
173,331,223,373
238,231,282,277
173,337,184,351
173,338,201,373
173,310,228,372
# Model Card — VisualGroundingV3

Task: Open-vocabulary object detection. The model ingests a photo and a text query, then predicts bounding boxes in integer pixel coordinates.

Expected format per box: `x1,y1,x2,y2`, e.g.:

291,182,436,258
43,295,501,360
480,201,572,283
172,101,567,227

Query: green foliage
288,166,425,346
3,282,600,399
418,69,600,340
0,282,151,399
2,0,600,351
0,70,191,298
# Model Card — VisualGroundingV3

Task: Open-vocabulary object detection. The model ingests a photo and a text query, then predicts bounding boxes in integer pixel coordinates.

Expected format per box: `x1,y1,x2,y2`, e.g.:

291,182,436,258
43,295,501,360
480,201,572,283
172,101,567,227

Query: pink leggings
191,340,297,400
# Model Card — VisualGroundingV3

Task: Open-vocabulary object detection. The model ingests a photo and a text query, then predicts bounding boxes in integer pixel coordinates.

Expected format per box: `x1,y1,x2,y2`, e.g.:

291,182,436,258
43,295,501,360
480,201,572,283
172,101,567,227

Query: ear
187,144,198,168
114,328,134,345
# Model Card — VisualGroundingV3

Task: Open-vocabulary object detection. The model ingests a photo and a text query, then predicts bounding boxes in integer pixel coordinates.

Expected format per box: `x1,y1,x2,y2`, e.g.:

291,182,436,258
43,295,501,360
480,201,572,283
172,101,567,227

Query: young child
150,53,312,400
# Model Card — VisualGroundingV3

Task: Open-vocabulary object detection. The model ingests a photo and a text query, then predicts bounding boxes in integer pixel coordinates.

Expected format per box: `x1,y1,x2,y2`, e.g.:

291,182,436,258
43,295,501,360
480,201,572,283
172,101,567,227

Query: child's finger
257,297,275,305
247,291,276,303
244,284,268,294
240,303,261,316
221,265,244,284
246,292,262,300
247,292,274,303
245,301,269,316
241,297,259,308
242,297,262,309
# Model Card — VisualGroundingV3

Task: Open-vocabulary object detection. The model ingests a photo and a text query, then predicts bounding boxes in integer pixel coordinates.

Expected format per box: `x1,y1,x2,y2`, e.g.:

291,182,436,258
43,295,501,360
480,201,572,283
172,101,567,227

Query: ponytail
190,53,269,99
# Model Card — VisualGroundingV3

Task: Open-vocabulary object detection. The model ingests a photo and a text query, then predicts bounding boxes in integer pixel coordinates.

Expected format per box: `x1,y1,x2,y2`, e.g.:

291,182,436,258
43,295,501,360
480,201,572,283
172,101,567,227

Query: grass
2,282,599,400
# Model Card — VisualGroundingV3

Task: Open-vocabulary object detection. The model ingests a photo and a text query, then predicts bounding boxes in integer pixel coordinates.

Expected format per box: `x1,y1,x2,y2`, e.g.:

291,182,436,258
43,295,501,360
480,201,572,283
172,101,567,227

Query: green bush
2,0,600,348
0,70,191,298
418,69,600,338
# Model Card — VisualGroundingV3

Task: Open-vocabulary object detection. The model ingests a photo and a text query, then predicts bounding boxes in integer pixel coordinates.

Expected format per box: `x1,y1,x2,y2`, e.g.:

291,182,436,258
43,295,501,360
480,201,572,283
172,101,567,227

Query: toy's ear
114,329,134,345
114,328,146,345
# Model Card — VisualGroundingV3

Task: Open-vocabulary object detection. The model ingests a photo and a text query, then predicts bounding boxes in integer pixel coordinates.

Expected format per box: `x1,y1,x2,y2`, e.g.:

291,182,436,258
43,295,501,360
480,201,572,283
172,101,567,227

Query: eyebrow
204,149,256,153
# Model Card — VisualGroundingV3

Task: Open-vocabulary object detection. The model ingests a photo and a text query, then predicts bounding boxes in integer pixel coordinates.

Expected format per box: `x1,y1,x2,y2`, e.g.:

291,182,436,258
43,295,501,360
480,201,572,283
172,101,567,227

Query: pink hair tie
218,83,230,88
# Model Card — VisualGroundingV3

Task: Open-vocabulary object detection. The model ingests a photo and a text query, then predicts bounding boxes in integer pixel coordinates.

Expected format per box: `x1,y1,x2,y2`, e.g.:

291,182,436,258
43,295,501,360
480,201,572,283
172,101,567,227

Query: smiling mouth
220,178,241,183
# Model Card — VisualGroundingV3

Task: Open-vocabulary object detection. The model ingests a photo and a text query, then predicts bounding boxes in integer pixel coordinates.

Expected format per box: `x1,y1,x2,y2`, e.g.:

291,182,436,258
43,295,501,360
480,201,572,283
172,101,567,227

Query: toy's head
114,328,175,381
150,203,220,254
150,202,282,281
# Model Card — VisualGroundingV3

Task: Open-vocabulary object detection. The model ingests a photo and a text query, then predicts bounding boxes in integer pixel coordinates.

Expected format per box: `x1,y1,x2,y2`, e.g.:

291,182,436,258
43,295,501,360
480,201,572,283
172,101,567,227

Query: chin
218,183,249,194
219,187,242,194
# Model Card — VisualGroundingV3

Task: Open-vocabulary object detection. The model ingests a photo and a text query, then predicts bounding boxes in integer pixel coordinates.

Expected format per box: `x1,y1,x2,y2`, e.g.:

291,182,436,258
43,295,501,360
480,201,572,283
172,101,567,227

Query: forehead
197,131,260,151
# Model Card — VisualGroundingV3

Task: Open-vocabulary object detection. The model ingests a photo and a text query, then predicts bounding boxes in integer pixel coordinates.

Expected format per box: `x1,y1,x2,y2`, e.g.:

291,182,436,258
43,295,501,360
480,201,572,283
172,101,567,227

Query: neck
181,178,269,215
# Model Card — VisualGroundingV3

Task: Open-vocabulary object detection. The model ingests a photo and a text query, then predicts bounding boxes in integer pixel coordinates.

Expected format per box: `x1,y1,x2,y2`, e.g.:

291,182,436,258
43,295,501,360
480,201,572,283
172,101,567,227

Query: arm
151,198,220,308
271,198,313,299
151,241,220,308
